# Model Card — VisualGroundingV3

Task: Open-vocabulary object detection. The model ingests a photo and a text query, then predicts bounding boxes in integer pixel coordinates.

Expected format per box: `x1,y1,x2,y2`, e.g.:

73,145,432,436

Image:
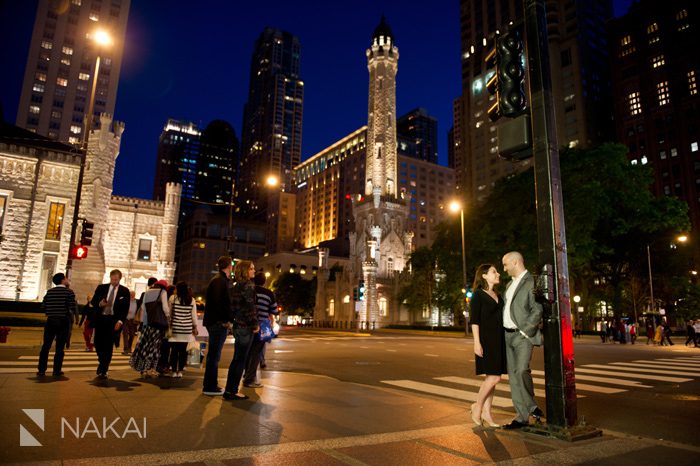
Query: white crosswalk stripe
381,356,699,402
0,351,131,374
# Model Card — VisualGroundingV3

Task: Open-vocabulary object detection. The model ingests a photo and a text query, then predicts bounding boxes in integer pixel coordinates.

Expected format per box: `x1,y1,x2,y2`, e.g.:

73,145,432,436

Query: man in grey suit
501,251,544,429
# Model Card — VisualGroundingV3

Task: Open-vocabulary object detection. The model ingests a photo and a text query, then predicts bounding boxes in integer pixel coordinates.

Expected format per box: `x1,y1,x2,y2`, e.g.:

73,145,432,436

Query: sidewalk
1,364,698,465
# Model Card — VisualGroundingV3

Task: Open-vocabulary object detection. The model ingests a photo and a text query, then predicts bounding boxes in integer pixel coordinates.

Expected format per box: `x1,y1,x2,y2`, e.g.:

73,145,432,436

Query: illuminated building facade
153,119,200,201
16,0,130,144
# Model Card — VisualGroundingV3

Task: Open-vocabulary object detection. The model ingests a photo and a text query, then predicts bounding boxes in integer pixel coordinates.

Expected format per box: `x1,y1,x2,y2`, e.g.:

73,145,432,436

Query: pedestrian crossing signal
70,244,88,260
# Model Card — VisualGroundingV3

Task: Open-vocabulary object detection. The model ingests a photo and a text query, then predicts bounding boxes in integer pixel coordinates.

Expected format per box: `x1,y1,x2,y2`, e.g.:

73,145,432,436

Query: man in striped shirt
243,273,278,388
37,273,77,377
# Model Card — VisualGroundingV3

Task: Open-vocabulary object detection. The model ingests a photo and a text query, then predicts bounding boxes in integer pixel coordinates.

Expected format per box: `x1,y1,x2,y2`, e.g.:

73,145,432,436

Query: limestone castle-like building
314,18,415,327
0,114,180,302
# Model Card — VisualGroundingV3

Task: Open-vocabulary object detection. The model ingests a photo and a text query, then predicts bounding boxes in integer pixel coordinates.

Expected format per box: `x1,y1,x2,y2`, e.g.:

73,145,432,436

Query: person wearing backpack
129,279,170,377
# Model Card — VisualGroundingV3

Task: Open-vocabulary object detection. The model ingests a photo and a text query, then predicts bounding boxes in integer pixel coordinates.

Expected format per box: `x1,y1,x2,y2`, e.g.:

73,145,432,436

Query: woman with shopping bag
130,280,170,377
168,282,199,377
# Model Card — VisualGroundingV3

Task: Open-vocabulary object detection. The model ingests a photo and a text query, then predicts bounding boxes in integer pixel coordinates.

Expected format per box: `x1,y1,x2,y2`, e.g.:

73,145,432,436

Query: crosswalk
0,350,132,374
381,355,700,408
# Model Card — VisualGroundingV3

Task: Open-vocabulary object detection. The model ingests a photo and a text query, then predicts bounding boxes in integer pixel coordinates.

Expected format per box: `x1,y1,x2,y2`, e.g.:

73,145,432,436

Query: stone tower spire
365,16,399,198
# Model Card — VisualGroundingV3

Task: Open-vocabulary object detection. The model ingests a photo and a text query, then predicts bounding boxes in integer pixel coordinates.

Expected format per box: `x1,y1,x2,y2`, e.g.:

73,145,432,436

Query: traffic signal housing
80,220,94,246
358,280,365,301
496,29,527,117
353,287,359,302
70,244,88,260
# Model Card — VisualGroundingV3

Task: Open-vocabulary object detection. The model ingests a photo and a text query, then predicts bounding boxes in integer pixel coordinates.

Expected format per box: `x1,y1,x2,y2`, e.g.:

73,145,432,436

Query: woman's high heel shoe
470,404,483,426
481,417,501,428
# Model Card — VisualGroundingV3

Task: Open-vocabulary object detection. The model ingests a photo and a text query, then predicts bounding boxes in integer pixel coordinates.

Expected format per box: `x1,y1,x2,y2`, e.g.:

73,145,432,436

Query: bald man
501,251,544,429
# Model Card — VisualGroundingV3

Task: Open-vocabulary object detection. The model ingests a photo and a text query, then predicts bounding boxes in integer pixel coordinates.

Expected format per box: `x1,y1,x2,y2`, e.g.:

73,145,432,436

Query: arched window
329,299,335,316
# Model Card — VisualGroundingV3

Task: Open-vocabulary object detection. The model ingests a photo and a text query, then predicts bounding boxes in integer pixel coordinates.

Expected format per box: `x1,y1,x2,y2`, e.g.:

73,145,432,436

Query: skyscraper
15,0,130,144
453,0,613,203
239,27,304,214
153,119,200,201
608,0,700,240
197,120,239,206
397,107,438,164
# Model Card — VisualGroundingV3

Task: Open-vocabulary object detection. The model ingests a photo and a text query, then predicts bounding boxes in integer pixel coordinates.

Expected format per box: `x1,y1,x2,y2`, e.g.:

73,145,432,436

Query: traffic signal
352,287,359,302
70,244,88,260
496,29,526,117
80,220,94,246
358,280,366,301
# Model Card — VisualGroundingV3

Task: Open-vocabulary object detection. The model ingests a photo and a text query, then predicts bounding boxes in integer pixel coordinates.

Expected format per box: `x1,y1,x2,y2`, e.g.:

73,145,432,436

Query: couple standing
470,251,544,430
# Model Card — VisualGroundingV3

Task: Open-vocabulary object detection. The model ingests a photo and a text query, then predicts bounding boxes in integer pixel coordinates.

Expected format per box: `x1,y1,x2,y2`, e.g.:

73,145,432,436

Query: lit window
33,83,45,93
89,13,99,21
647,23,658,34
343,295,350,304
71,0,81,4
631,159,638,165
29,105,40,114
62,46,73,55
691,142,698,152
56,77,68,87
379,297,388,317
328,299,335,316
137,239,152,261
35,72,46,82
41,40,52,49
68,136,80,144
78,73,90,80
61,57,71,66
621,35,632,46
649,35,660,44
651,55,665,68
51,111,61,119
676,9,688,20
641,156,648,165
70,125,81,134
103,57,112,66
657,81,670,105
627,92,642,115
689,71,698,95
0,196,6,234
45,202,65,240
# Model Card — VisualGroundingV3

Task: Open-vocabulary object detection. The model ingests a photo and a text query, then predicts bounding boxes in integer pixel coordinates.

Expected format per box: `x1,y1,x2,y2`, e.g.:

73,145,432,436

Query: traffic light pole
523,0,597,439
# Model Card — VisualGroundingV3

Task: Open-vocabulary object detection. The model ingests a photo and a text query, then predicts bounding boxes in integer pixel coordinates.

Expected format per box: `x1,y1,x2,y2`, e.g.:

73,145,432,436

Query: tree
272,273,316,315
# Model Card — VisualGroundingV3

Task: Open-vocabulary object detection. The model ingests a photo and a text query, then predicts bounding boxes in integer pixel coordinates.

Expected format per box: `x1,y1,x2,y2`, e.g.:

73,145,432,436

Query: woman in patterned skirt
130,280,170,377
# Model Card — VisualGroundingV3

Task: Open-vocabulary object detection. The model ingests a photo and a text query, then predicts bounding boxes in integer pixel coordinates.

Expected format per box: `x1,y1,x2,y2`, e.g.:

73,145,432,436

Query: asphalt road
261,329,700,446
2,327,699,447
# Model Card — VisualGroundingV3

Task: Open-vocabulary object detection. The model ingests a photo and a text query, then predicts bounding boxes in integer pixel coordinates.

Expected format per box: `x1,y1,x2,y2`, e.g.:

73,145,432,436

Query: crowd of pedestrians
36,255,278,397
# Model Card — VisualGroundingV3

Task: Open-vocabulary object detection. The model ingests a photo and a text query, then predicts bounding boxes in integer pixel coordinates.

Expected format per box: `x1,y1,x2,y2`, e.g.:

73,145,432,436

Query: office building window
627,92,642,115
651,55,665,68
137,239,152,261
45,202,65,240
657,81,670,106
689,71,698,95
62,46,73,55
56,77,68,87
647,23,658,34
41,40,52,49
70,125,81,134
78,73,90,80
29,105,40,114
33,83,45,93
35,72,47,82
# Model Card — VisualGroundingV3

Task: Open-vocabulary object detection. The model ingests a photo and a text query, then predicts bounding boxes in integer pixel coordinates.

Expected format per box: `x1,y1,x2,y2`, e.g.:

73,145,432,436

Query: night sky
1,0,632,200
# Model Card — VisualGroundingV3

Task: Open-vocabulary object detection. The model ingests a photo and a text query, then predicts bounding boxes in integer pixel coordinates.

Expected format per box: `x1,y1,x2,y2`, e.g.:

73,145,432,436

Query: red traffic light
71,245,88,260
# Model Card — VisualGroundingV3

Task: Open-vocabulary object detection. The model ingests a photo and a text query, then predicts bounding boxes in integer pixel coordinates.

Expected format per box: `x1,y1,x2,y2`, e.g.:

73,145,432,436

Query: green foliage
271,272,317,315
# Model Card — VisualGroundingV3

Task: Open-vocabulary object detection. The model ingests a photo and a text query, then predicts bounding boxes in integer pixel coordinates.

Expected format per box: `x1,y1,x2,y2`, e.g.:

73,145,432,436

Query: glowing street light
266,174,279,188
92,29,113,47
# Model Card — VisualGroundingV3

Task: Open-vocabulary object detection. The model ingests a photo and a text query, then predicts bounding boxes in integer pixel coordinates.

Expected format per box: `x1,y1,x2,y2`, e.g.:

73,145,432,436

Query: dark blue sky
1,0,632,200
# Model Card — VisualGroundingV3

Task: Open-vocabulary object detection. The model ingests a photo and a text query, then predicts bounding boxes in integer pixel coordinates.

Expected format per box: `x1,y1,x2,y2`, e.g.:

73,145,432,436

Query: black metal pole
523,0,577,428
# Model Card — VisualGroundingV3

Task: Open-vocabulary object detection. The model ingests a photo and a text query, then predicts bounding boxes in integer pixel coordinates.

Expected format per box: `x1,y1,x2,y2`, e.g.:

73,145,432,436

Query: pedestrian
202,256,235,396
90,269,130,378
78,294,94,351
694,320,700,347
500,252,544,430
130,279,170,377
617,319,626,344
646,322,655,345
662,322,674,346
469,264,506,428
654,323,664,345
168,281,198,378
600,322,607,343
243,272,279,389
121,291,138,355
630,321,637,344
223,260,260,400
685,320,696,347
37,273,77,377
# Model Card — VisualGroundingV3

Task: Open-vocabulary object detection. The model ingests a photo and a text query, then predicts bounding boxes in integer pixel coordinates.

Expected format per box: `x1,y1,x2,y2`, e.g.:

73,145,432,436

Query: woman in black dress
470,263,507,427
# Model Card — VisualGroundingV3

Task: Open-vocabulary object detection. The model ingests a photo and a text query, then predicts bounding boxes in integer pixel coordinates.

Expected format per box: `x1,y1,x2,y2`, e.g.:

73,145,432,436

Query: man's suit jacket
90,283,130,324
505,271,544,346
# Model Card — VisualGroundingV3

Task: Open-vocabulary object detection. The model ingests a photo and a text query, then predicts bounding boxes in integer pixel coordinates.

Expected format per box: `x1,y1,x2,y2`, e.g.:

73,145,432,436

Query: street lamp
66,28,112,277
449,200,468,335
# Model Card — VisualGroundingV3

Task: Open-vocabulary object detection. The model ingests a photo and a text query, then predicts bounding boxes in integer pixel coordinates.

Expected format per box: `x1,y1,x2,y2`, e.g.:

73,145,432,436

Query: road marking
603,363,700,376
360,346,369,349
573,367,691,383
386,349,397,352
633,360,700,368
435,376,549,397
656,357,700,363
424,354,439,357
380,379,515,407
531,370,652,387
274,350,294,353
498,375,614,394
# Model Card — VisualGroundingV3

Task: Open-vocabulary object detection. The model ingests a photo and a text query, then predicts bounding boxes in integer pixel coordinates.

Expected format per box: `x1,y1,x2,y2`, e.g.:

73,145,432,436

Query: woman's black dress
470,288,507,375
